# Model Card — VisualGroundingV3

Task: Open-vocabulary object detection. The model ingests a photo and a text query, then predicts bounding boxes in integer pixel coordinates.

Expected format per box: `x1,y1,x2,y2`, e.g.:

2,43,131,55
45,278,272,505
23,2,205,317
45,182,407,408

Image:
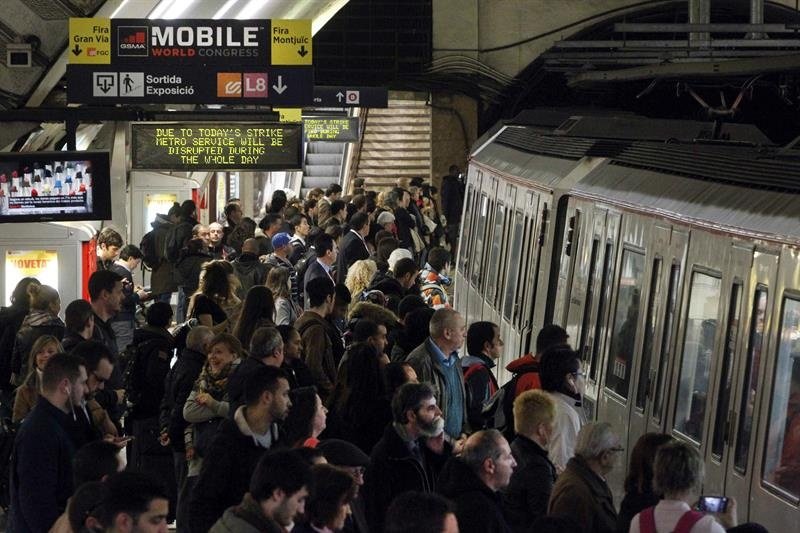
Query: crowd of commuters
0,173,767,533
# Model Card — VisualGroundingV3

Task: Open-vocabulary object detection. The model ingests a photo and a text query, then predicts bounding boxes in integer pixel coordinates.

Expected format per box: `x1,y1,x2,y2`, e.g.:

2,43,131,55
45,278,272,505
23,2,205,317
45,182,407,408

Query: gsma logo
118,26,148,57
217,73,242,97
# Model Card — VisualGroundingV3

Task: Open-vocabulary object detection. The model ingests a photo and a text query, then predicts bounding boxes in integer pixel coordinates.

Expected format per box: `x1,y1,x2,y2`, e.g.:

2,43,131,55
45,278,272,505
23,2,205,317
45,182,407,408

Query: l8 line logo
217,73,268,98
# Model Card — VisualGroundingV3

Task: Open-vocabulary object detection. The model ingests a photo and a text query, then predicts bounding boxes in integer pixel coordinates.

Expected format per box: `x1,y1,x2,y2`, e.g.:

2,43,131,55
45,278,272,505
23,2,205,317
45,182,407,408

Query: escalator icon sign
93,72,117,97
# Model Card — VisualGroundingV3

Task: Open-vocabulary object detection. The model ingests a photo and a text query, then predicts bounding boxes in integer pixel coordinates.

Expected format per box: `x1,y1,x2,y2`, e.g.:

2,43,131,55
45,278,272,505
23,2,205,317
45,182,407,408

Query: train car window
762,296,800,500
503,210,525,321
712,282,743,460
734,288,767,473
673,271,722,444
486,203,506,302
605,248,645,400
458,185,475,276
517,211,535,328
636,258,663,410
590,242,615,381
579,238,601,369
470,194,489,287
653,263,682,423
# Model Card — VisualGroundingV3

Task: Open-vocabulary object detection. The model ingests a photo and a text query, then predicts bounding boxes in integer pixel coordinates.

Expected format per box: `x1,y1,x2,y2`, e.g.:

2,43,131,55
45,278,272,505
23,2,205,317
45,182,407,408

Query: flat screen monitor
0,151,111,223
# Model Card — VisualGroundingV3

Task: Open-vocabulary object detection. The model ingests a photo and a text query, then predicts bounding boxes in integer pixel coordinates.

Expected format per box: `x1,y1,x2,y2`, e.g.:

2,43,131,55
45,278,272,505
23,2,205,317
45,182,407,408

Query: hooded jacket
11,311,65,380
295,311,338,401
437,456,512,533
148,214,178,294
176,248,213,293
232,253,267,299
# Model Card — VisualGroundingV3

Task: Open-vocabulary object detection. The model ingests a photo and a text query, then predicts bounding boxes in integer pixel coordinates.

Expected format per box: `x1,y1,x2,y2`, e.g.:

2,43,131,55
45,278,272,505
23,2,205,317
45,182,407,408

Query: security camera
6,43,32,68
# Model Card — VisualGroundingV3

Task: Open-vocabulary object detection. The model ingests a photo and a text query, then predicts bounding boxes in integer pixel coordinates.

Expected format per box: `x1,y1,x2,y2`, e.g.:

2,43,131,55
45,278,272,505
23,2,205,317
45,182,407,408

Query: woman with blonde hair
267,266,301,326
12,335,62,423
345,259,377,309
10,284,64,385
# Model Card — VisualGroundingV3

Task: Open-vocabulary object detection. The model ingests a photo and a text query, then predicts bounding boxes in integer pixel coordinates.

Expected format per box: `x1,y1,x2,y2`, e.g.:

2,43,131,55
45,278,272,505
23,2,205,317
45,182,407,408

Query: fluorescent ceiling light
237,0,268,20
148,0,176,19
164,0,197,18
109,0,130,18
213,0,240,19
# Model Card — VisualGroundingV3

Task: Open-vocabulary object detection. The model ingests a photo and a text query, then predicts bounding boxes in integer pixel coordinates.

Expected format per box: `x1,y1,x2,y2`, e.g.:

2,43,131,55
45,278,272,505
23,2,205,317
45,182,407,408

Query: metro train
453,112,800,531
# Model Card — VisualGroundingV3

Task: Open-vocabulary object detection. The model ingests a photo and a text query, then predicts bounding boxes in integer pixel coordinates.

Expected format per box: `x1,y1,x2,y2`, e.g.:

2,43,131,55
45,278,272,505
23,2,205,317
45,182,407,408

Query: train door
482,184,514,330
701,244,753,496
626,226,689,445
466,174,495,323
457,168,483,325
453,181,476,317
597,213,649,497
515,191,542,365
748,247,800,532
578,207,621,419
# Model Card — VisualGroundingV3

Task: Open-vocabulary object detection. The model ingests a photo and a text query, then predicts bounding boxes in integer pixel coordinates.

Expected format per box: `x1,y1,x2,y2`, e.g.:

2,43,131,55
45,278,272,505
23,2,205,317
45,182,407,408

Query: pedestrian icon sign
69,18,111,64
92,72,117,97
120,72,144,97
270,19,312,65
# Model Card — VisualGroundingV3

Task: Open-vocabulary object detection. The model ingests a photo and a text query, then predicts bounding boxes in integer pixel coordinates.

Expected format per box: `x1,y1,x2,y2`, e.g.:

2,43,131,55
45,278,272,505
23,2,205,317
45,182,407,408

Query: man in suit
336,212,371,283
304,232,338,303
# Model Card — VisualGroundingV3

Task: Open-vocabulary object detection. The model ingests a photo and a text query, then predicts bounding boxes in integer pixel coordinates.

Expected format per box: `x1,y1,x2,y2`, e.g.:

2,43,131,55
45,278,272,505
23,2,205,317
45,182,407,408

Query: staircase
301,141,346,197
355,91,431,191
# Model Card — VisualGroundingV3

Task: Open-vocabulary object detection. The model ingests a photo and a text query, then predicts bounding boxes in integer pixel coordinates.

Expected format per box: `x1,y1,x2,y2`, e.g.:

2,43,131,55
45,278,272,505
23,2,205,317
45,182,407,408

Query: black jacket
11,312,65,378
188,415,278,533
363,423,450,533
616,489,660,533
0,304,29,388
438,457,512,533
60,330,85,352
304,259,334,294
336,230,370,283
281,358,315,390
147,215,178,294
393,206,416,251
109,263,140,322
159,347,206,451
441,174,465,223
176,249,213,292
9,397,75,533
502,435,557,533
232,253,267,298
128,326,174,420
226,356,267,413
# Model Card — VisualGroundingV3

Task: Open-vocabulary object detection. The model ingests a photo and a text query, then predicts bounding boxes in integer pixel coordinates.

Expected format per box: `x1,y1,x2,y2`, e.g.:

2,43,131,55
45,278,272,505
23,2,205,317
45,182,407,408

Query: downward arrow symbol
72,44,82,56
298,45,308,57
272,75,287,94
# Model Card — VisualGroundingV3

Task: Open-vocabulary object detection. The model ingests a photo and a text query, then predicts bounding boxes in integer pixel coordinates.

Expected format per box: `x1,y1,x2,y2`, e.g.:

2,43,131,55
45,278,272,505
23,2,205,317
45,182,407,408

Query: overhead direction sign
66,64,314,105
270,19,312,65
69,18,111,64
130,122,303,171
313,86,388,108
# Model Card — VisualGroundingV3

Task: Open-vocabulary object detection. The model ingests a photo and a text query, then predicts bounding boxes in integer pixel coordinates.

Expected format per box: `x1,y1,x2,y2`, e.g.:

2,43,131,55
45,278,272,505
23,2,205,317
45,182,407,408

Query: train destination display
131,122,303,171
0,152,111,223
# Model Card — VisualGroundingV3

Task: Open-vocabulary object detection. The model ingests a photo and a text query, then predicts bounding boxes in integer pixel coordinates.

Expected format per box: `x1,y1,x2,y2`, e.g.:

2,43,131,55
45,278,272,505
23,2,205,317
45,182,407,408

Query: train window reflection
590,242,614,381
579,239,600,370
712,282,743,460
636,258,663,410
486,203,506,302
734,288,767,473
653,264,681,422
503,210,525,321
605,249,645,399
762,297,800,500
674,271,721,443
470,194,488,287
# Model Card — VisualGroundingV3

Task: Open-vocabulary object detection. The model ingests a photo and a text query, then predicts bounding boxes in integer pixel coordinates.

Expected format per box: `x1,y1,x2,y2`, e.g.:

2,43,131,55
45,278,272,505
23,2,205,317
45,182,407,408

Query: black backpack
139,230,161,270
164,222,187,263
120,337,171,411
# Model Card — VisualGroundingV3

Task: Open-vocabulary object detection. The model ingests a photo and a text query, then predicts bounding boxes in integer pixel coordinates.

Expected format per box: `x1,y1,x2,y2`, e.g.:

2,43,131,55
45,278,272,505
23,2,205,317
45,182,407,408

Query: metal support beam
747,0,767,39
614,23,793,33
689,0,711,44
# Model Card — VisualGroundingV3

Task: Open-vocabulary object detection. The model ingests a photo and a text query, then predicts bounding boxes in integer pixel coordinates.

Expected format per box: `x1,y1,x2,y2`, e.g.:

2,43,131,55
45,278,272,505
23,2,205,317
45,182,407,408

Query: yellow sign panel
69,18,111,64
270,19,312,65
275,108,302,122
5,250,59,306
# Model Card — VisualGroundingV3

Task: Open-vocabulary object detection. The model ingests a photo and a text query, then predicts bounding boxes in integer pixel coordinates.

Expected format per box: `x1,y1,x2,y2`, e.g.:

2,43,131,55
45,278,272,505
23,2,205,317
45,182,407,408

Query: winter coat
188,411,279,533
109,263,140,323
441,174,465,224
232,253,268,299
461,354,499,431
548,456,618,533
347,302,400,330
210,493,284,533
12,370,41,424
336,230,370,283
176,249,213,292
9,397,75,533
159,347,206,452
127,326,174,420
502,435,557,533
548,391,587,473
363,423,451,533
405,339,468,436
281,358,315,390
274,297,299,326
11,311,65,380
438,456,512,533
60,331,85,353
226,357,268,413
148,214,178,294
295,311,337,400
393,206,416,251
0,304,29,387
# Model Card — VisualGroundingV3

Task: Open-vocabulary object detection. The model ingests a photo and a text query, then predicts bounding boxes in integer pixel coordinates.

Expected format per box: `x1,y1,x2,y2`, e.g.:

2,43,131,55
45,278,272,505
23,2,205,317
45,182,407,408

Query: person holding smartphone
629,441,737,532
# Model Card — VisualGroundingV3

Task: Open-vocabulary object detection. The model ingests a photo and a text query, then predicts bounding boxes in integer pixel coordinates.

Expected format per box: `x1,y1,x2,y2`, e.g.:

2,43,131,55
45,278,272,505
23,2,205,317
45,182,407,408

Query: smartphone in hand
698,495,728,513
